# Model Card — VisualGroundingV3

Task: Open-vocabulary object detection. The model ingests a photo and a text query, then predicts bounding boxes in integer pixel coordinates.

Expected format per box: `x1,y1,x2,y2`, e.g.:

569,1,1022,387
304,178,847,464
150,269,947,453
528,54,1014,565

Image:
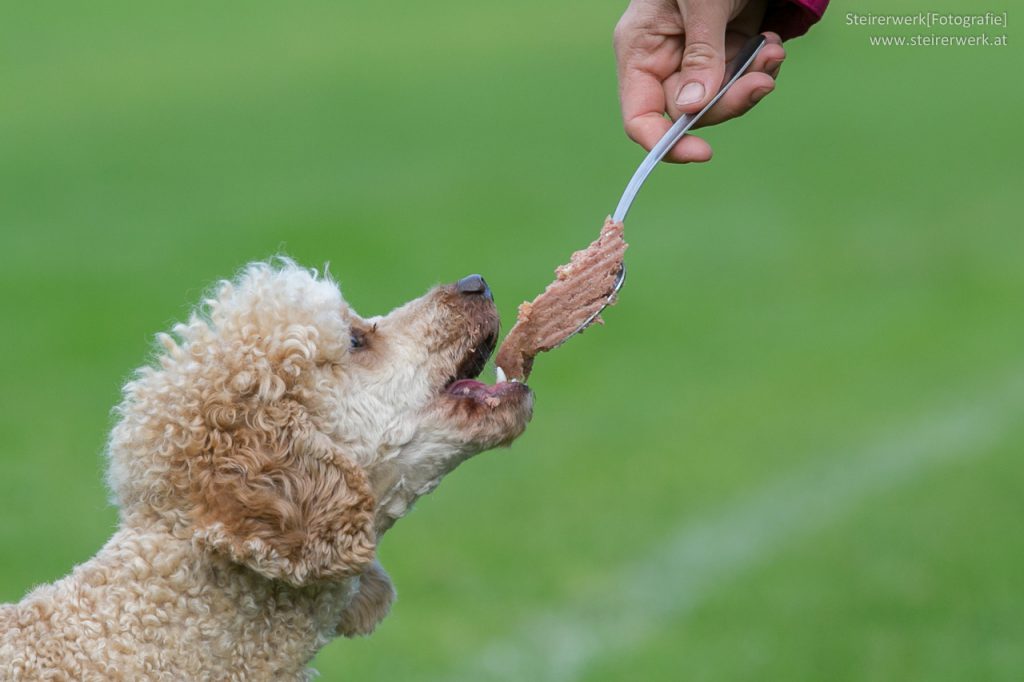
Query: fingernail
675,82,705,107
751,87,772,104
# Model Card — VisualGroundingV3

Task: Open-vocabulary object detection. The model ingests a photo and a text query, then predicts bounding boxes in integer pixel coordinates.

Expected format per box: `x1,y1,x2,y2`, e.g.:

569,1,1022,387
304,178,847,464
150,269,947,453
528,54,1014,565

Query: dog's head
107,261,532,586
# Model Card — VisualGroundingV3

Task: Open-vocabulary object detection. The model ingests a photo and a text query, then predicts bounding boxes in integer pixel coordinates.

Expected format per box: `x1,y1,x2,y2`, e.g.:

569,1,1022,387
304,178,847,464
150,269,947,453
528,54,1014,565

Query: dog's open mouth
442,328,526,406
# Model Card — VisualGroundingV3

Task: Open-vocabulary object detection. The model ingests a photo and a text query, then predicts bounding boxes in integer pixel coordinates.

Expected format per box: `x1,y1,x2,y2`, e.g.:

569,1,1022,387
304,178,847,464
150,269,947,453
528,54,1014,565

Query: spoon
563,33,768,343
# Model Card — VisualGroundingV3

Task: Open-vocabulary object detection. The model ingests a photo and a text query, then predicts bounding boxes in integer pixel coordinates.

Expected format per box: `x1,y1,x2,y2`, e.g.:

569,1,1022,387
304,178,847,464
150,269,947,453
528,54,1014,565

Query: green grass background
2,1,1021,679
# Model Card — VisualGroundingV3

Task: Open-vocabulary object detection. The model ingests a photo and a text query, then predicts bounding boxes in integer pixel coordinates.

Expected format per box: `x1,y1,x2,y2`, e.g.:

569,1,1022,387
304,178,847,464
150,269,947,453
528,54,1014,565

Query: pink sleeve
762,0,830,40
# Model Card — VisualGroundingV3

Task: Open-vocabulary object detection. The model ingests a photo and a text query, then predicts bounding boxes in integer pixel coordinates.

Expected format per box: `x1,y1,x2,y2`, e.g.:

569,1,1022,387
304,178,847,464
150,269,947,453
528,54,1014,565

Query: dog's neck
43,517,356,679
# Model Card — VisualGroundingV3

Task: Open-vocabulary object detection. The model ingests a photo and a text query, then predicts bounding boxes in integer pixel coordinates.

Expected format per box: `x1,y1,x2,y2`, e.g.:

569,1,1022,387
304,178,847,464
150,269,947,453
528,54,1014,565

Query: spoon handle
612,33,767,223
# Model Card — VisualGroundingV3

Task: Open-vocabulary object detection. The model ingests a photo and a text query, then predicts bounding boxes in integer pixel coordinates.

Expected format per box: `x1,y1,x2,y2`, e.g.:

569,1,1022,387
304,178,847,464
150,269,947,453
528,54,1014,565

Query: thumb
674,2,729,114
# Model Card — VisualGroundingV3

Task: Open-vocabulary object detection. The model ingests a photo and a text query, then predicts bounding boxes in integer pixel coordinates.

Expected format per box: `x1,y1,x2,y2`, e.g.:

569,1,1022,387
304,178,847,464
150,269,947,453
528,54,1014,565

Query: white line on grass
436,372,1024,682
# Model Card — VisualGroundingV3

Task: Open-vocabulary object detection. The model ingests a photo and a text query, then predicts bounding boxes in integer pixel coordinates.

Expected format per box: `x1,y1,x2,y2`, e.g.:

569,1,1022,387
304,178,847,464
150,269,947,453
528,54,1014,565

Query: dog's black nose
456,274,492,300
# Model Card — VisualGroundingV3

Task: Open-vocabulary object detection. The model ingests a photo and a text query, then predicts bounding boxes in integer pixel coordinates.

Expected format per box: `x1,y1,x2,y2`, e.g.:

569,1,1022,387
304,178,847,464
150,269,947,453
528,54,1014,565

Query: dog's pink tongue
447,379,487,395
446,379,509,407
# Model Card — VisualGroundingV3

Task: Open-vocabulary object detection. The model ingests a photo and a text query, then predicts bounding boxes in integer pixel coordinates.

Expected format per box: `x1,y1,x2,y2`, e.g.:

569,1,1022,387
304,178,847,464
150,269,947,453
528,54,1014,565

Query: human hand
614,0,786,163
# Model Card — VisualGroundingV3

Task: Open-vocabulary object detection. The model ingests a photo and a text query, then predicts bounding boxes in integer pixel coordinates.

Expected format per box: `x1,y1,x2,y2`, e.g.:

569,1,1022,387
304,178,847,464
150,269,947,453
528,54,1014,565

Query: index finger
619,64,670,150
620,65,714,163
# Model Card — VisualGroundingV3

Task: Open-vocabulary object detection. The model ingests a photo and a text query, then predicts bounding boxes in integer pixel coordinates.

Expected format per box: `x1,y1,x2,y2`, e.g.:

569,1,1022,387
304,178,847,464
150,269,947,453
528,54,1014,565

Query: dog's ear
190,400,376,586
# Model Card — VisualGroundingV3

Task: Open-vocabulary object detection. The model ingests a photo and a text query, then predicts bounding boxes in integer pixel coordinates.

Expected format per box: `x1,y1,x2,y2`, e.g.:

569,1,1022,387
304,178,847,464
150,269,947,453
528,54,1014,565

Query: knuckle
623,121,642,144
612,16,635,48
681,41,719,71
622,120,648,148
613,27,626,50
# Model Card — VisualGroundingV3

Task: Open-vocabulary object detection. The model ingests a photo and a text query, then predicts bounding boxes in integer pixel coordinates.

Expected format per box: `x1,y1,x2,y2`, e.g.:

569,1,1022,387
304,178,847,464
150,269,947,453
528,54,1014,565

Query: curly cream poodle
0,261,533,680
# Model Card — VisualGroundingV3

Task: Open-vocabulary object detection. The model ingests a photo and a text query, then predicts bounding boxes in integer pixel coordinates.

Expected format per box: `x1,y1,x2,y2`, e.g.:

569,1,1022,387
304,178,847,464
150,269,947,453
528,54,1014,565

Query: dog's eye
349,323,377,351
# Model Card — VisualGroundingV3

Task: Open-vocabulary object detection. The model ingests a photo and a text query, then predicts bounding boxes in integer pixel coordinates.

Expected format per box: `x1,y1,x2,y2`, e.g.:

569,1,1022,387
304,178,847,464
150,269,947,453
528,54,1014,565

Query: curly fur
0,260,532,680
